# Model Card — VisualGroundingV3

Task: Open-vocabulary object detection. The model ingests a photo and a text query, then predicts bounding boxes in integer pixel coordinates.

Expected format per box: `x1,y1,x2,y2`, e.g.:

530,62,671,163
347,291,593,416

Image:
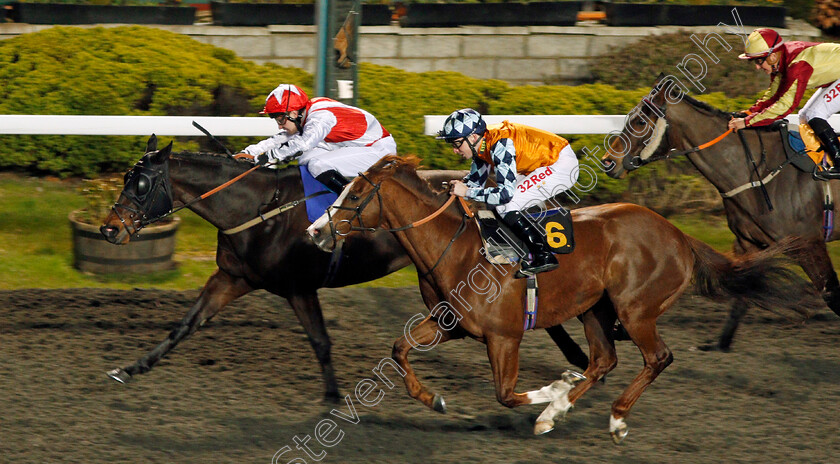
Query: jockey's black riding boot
503,211,559,278
810,117,840,180
315,170,350,194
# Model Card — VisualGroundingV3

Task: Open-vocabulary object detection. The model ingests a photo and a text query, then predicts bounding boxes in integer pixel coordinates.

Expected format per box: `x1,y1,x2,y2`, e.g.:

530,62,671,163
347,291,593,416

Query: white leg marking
609,415,625,433
610,414,629,443
531,377,578,435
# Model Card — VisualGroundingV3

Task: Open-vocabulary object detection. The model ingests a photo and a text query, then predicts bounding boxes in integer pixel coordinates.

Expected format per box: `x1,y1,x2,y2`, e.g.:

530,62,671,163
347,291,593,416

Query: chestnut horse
602,75,840,351
100,136,589,400
308,155,813,442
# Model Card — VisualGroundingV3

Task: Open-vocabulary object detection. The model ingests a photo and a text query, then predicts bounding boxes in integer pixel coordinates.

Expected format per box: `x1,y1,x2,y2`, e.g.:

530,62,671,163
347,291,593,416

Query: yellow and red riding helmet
738,28,784,60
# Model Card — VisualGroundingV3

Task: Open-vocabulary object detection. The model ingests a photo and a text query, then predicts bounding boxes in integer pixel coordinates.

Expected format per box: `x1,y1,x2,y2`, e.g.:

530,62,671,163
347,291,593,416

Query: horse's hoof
323,392,342,404
610,422,629,444
561,370,586,385
534,420,555,435
694,343,731,353
106,368,131,384
432,394,447,413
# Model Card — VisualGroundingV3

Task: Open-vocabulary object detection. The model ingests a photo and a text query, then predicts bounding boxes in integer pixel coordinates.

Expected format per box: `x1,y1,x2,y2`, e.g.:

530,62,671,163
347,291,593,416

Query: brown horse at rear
308,155,814,443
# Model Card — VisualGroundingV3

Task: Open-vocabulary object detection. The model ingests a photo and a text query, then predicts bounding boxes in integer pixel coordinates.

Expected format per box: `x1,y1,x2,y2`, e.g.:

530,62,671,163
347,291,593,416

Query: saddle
775,122,838,173
773,122,837,240
476,207,575,265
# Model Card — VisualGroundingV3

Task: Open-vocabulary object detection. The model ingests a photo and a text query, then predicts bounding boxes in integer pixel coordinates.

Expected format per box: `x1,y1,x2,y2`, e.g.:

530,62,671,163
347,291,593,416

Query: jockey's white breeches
299,135,397,179
495,145,580,216
800,78,840,124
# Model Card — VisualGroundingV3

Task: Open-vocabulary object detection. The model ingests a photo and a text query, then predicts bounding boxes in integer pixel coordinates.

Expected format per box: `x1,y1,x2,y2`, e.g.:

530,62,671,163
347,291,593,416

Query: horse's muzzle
307,226,335,252
100,224,124,245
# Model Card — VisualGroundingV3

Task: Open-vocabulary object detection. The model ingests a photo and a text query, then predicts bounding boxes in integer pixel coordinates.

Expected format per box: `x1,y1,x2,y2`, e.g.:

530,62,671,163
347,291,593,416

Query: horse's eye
349,194,359,201
136,176,150,196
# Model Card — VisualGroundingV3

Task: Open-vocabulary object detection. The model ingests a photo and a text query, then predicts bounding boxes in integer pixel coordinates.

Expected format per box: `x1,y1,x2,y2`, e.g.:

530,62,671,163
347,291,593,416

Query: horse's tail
687,236,818,319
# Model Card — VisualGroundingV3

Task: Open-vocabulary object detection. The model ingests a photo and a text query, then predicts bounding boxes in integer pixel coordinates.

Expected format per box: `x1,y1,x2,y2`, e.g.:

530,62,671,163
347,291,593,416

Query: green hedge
0,26,309,177
0,26,767,207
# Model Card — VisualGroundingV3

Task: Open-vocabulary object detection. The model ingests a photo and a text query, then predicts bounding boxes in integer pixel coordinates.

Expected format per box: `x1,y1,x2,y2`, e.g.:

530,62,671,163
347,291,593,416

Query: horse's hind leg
108,268,252,383
698,299,747,352
791,238,840,317
392,315,460,412
545,325,589,372
533,305,619,435
286,292,340,402
609,318,673,444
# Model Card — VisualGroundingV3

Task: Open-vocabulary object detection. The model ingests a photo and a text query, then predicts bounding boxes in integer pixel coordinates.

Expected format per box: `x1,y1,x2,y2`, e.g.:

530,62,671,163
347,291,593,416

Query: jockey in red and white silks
239,84,396,192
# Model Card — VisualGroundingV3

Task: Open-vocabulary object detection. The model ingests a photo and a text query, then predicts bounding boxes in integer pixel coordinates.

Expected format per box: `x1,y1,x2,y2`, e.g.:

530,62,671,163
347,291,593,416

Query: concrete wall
0,20,822,86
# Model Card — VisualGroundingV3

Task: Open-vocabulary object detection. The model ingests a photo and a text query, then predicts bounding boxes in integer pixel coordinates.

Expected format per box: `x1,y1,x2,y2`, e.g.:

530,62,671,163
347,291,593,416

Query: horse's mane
374,154,443,196
680,94,733,119
170,151,297,175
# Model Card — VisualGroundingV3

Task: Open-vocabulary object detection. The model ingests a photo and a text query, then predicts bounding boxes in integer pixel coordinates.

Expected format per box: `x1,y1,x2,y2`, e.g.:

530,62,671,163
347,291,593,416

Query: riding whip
192,121,236,160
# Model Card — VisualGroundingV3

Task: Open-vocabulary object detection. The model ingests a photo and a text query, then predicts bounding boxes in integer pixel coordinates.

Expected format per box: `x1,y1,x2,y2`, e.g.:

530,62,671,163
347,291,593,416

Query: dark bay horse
602,75,840,351
100,136,589,400
307,155,813,442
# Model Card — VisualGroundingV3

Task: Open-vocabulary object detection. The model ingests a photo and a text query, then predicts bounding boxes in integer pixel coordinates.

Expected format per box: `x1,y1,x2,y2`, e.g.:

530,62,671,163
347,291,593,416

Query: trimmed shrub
591,31,769,98
0,26,782,210
0,26,309,177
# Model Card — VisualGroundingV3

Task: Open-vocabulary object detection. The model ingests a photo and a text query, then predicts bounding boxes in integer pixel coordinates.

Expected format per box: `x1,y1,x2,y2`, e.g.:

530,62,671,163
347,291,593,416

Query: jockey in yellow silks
727,28,840,180
438,108,579,278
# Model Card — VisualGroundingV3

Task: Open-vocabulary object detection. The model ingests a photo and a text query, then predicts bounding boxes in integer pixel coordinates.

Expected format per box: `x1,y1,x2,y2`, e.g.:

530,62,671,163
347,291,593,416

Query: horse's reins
116,153,326,235
636,101,777,209
137,162,262,226
326,173,474,277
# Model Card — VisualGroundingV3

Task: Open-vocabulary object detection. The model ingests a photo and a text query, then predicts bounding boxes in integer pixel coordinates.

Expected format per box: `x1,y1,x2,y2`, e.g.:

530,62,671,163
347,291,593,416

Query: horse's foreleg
286,292,339,402
609,318,673,444
108,269,252,383
392,315,455,412
545,325,589,372
485,332,584,435
485,333,529,408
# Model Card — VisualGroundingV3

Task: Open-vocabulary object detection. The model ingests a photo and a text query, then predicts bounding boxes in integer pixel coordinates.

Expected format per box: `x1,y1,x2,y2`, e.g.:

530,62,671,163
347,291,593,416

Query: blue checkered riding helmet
436,108,487,141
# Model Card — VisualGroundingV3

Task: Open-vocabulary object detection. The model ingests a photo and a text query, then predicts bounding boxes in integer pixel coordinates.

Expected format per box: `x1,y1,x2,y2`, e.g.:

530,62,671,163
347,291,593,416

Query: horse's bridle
111,151,263,236
621,98,778,210
111,154,174,236
323,173,474,277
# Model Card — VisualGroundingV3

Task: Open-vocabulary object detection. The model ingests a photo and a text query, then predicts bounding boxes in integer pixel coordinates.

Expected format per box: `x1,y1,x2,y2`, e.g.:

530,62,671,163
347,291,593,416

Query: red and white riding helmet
738,28,784,60
260,84,309,115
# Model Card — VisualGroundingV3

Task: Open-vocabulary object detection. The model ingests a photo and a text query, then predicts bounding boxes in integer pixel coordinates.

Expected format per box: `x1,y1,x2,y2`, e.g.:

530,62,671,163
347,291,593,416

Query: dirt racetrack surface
2,286,839,464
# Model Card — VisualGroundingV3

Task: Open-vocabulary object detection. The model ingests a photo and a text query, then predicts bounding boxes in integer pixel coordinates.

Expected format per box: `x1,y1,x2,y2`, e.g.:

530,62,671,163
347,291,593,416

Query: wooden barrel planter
69,211,180,274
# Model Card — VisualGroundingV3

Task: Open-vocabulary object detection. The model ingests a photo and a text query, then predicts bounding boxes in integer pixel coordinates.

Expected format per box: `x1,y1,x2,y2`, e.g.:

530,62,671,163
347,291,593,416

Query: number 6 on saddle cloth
476,207,575,265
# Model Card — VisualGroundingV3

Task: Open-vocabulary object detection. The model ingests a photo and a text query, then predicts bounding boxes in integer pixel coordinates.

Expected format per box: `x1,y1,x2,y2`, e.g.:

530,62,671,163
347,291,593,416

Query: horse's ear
146,134,158,153
655,72,666,83
151,140,173,164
